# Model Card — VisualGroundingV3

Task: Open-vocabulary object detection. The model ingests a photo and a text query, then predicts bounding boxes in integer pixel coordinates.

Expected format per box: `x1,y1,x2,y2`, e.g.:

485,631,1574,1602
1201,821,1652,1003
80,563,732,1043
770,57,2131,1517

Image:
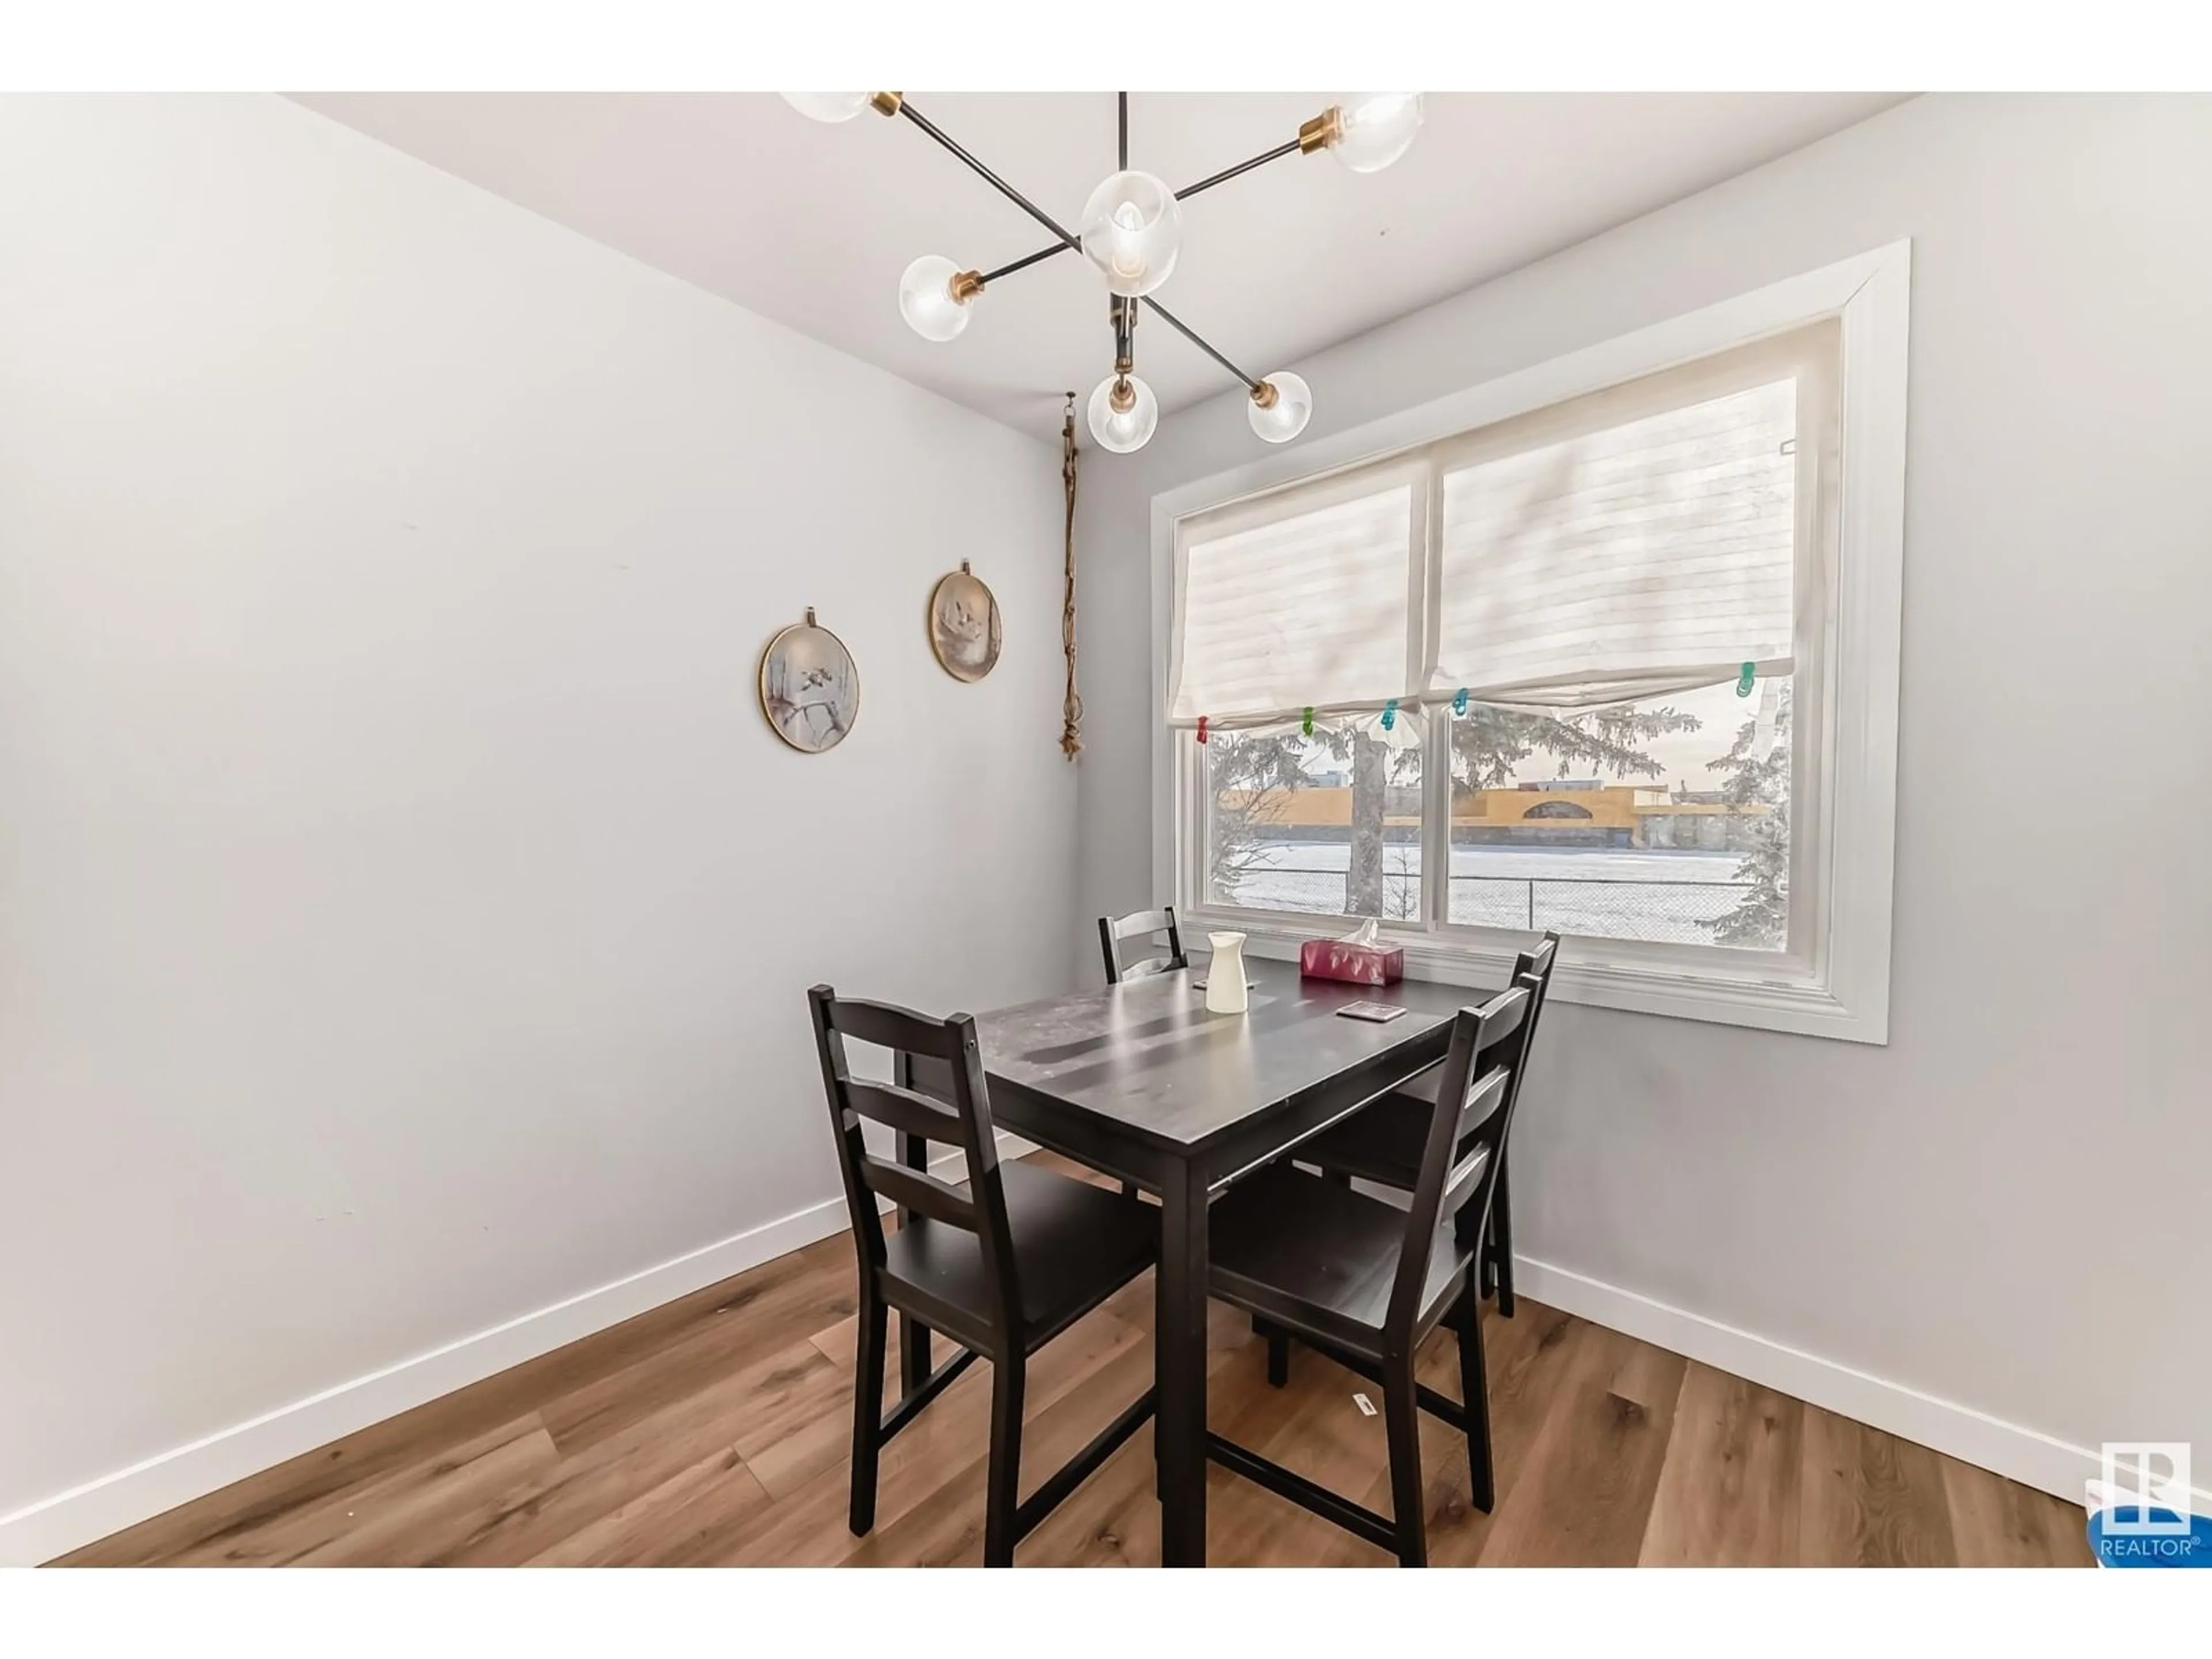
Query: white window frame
1149,243,1909,1044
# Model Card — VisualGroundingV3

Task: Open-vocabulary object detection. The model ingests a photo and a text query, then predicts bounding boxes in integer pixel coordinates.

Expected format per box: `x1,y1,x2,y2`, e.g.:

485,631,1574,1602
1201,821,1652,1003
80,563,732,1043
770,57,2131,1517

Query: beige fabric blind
1430,327,1830,709
1168,478,1415,726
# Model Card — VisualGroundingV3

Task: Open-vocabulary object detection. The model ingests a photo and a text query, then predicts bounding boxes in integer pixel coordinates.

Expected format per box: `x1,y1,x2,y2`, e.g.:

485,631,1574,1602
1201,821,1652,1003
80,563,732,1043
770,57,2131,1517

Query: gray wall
1075,94,2211,1480
0,94,1078,1551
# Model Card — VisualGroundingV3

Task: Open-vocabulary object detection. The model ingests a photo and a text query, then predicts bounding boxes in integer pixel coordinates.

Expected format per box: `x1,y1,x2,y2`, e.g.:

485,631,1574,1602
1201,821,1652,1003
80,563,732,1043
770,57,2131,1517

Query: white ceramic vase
1205,932,1249,1015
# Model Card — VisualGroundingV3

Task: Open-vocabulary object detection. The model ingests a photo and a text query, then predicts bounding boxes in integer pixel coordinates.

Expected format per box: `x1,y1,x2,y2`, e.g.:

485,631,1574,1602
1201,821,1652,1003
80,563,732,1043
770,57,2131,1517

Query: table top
974,959,1491,1156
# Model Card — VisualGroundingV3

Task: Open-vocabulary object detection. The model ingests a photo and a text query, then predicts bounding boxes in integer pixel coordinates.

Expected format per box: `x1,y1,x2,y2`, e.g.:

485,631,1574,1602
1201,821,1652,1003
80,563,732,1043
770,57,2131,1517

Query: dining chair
807,984,1159,1566
1300,932,1559,1316
1202,983,1536,1566
1097,906,1187,984
1096,906,1188,1199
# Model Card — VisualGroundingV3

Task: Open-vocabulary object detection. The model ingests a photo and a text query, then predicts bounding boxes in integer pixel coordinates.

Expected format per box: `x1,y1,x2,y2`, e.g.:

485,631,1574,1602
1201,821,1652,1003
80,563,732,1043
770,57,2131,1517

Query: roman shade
1430,377,1798,709
1166,475,1415,726
1165,321,1834,726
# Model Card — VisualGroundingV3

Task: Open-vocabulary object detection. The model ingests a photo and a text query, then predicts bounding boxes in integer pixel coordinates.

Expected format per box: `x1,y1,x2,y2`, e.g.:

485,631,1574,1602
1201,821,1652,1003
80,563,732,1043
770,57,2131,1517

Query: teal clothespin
1381,698,1398,732
1736,661,1756,698
1301,706,1313,737
1453,687,1469,716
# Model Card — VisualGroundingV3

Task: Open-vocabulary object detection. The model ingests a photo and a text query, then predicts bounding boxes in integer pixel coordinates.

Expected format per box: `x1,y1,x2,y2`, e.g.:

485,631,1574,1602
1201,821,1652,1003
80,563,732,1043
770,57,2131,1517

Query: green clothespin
1736,661,1756,698
1381,698,1398,732
1453,687,1469,715
1301,706,1313,737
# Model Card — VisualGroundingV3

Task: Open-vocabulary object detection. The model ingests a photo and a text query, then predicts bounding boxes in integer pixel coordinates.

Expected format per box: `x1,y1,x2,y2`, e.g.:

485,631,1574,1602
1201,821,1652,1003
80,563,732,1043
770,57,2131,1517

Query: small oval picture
928,563,1002,683
759,612,859,754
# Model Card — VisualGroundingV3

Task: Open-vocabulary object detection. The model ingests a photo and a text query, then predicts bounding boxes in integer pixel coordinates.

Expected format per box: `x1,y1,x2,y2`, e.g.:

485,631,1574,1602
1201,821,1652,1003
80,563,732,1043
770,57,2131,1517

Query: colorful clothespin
1452,687,1469,715
1196,715,1210,745
1736,661,1756,698
1381,698,1399,732
1301,706,1314,737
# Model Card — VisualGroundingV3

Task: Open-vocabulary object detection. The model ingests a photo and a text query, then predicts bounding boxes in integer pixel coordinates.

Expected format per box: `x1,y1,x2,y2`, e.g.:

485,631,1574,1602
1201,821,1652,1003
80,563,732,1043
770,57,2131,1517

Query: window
1156,246,1909,1042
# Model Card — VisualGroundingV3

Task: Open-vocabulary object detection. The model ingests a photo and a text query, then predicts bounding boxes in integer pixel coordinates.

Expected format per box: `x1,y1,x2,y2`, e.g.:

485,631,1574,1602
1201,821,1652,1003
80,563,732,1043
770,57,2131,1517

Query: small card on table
1335,1001,1405,1023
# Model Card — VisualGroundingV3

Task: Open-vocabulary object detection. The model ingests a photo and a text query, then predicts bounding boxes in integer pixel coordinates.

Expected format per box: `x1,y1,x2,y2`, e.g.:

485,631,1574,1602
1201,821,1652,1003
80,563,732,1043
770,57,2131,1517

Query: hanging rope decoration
1059,393,1085,759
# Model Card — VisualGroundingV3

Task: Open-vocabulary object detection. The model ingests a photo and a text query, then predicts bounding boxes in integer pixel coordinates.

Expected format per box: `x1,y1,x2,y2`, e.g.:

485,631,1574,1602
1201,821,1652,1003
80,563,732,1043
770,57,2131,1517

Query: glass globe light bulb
1331,93,1425,173
780,92,874,123
899,255,976,343
1086,373,1160,454
1248,372,1313,444
1079,170,1183,297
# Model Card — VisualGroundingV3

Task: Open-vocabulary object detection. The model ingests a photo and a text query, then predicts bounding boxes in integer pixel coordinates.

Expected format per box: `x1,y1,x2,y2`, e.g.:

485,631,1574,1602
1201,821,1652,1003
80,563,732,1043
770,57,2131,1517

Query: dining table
967,955,1497,1567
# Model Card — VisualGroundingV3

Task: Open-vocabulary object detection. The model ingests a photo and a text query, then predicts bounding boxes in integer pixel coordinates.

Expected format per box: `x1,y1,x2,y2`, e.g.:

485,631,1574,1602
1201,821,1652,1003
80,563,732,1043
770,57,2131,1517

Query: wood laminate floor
59,1155,2091,1568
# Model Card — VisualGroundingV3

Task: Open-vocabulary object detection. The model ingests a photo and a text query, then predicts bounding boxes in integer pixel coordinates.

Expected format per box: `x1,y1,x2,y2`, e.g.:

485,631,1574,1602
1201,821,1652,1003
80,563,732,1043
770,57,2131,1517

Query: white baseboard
1513,1254,2211,1514
1,1137,1029,1567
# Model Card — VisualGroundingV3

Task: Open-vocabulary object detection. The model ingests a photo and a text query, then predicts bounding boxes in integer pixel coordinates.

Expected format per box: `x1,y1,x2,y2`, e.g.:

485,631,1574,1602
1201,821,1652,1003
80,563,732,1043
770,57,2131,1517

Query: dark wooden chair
1097,906,1187,984
1202,983,1536,1566
1300,932,1559,1316
808,984,1158,1566
1097,907,1187,1199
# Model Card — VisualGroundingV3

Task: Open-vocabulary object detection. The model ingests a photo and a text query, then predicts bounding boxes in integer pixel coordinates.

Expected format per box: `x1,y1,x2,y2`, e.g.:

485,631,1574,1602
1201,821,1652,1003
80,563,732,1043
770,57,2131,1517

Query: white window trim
1148,242,1909,1044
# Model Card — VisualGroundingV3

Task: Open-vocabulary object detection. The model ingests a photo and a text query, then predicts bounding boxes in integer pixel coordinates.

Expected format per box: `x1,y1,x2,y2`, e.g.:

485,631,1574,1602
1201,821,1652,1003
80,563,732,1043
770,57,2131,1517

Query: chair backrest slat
860,1154,982,1229
1099,905,1188,986
1438,1141,1494,1223
808,984,1021,1315
830,995,965,1059
845,1079,965,1145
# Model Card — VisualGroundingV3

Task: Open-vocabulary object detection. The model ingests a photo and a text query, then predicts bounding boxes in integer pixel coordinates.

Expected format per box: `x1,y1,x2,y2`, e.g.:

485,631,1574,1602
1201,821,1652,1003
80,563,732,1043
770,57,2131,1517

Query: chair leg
1265,1325,1290,1388
1382,1352,1427,1567
848,1289,889,1536
983,1357,1025,1567
1491,1167,1516,1317
1455,1288,1495,1514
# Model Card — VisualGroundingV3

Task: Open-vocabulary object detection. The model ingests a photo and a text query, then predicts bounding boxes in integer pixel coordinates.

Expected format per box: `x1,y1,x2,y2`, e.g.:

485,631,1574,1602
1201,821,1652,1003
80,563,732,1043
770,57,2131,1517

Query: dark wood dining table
969,956,1494,1567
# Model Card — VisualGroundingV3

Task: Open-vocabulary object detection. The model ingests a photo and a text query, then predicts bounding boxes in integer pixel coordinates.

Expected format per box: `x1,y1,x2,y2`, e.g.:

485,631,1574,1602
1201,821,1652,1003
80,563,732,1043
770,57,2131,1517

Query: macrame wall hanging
1059,392,1084,759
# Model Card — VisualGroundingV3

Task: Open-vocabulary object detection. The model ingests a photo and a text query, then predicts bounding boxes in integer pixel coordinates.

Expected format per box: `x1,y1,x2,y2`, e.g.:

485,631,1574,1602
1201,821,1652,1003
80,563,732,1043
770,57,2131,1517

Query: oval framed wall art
758,608,859,753
927,561,1002,683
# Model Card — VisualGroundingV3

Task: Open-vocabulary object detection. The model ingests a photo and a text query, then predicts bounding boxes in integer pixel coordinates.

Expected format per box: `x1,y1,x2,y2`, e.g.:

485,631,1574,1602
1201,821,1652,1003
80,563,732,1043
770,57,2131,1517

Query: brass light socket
1298,106,1344,154
869,92,904,117
1250,380,1280,410
1108,377,1136,415
948,269,985,304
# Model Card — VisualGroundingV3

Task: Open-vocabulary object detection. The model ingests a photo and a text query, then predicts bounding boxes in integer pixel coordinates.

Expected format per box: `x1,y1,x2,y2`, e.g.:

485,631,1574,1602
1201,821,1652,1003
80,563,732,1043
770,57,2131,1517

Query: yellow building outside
1221,782,1772,850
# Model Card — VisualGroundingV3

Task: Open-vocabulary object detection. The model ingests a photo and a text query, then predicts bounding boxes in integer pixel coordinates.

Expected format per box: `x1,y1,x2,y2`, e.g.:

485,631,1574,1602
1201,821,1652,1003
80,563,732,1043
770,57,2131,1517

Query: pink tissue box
1300,937,1405,986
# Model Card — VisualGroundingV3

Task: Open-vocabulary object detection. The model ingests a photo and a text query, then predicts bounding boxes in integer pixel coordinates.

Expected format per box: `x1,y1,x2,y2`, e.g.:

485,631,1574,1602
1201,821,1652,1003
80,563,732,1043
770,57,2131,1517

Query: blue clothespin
1452,687,1469,716
1736,662,1756,698
1381,698,1398,732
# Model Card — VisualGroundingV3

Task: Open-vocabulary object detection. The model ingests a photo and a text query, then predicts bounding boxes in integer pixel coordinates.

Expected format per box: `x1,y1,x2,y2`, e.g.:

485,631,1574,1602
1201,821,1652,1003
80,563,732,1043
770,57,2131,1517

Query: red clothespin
1196,715,1210,745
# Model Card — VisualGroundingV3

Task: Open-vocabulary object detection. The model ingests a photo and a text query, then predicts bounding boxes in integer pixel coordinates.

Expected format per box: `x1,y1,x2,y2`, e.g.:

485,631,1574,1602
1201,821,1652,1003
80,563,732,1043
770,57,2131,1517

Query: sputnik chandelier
779,91,1426,453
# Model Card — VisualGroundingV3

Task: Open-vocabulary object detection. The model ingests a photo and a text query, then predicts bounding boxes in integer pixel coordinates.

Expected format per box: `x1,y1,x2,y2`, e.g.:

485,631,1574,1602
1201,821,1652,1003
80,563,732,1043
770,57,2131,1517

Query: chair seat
1302,1050,1510,1191
882,1159,1155,1353
1208,1160,1481,1359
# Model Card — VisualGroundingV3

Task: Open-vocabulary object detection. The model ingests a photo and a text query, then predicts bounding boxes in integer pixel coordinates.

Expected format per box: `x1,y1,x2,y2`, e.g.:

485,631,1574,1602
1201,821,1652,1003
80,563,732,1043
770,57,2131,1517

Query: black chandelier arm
1119,91,1128,171
969,138,1306,290
1141,298,1264,395
1175,138,1302,200
895,99,1080,250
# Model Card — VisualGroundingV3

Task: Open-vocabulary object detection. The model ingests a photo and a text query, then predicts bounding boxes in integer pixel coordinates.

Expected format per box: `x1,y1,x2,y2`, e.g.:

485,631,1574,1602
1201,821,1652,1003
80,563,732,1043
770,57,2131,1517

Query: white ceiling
291,92,1908,437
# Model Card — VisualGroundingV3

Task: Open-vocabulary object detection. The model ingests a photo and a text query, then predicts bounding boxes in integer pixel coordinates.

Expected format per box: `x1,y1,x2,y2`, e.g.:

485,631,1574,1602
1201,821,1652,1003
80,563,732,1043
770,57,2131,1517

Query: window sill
1179,908,1887,1044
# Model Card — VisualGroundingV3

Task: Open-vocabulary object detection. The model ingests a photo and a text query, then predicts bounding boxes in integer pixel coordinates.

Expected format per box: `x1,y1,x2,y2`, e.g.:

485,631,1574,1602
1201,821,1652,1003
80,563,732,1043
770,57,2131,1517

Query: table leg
1156,1160,1209,1566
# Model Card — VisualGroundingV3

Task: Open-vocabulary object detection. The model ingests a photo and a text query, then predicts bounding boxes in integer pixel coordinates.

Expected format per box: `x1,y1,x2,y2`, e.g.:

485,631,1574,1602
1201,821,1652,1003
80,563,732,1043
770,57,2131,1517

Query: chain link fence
1220,855,1756,946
